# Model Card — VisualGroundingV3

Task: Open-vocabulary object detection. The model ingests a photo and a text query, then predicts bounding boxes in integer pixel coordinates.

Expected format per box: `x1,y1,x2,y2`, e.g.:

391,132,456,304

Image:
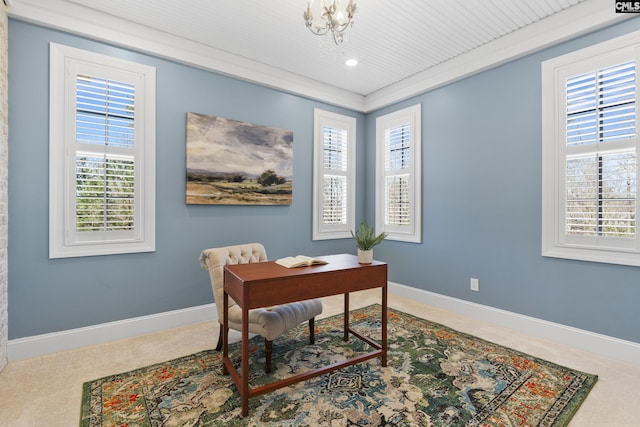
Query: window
49,43,156,258
312,109,356,240
375,104,422,243
542,31,640,266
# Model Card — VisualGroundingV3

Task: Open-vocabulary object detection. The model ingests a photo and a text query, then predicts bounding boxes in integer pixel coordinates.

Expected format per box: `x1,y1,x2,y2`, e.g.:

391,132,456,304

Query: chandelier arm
304,0,357,46
329,19,353,33
307,25,330,36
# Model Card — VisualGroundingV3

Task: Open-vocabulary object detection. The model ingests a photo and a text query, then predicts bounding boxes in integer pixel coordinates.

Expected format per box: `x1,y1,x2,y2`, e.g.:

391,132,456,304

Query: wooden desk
223,253,388,417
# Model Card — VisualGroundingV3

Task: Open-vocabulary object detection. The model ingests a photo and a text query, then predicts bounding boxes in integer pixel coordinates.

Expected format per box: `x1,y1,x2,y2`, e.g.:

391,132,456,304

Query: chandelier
304,0,358,46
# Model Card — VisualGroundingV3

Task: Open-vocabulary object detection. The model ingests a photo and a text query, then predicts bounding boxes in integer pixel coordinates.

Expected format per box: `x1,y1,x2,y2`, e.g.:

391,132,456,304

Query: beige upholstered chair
199,243,323,373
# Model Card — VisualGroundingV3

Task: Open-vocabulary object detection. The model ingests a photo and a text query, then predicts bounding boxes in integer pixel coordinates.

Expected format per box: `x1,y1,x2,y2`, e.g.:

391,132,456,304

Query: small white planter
357,249,373,264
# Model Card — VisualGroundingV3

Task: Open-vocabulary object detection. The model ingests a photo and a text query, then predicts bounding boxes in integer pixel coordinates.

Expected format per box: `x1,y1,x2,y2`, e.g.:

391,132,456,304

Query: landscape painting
186,112,293,205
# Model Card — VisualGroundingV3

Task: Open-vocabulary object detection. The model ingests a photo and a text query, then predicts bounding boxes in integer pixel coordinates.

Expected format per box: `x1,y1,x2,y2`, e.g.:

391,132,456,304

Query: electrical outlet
470,278,479,292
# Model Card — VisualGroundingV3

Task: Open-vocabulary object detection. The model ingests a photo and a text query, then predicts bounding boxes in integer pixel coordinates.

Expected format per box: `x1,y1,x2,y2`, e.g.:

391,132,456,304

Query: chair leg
265,339,273,373
216,325,229,375
215,324,223,351
309,318,315,344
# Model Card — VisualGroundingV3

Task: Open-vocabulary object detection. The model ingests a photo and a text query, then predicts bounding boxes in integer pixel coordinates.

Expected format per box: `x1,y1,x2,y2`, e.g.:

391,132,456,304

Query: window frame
375,104,422,243
49,43,156,258
541,31,640,266
312,108,356,240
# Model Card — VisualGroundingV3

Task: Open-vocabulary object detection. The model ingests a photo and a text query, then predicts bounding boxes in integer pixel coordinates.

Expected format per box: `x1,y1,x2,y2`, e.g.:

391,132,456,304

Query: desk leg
343,293,349,341
241,306,249,417
222,292,229,375
382,284,388,367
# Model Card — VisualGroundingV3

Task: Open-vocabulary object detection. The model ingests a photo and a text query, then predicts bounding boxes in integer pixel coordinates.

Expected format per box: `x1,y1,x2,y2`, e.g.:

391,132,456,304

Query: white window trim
541,31,640,267
375,104,422,243
312,109,356,240
49,43,156,258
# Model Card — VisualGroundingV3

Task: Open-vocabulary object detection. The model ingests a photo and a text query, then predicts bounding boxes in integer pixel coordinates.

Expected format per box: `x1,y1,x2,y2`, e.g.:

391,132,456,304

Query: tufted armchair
199,243,323,373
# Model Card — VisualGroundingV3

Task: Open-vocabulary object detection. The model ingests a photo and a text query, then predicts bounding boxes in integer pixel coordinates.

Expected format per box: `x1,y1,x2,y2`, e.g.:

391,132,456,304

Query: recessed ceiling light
345,59,358,67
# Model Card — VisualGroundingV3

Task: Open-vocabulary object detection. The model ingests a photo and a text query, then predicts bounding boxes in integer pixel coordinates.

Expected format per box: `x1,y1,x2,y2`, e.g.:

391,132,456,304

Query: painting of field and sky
186,112,293,205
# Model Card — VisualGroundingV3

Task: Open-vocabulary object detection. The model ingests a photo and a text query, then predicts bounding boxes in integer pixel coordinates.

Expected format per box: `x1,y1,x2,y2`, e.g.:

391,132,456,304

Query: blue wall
8,17,640,344
7,20,365,339
366,18,640,344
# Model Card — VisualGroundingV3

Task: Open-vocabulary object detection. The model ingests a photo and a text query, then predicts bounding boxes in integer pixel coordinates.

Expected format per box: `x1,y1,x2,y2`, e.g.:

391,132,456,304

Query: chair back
199,243,268,321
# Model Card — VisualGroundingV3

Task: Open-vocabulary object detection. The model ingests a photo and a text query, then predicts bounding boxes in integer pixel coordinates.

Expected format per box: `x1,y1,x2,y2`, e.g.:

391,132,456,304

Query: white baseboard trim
8,303,217,361
8,285,640,365
389,282,640,365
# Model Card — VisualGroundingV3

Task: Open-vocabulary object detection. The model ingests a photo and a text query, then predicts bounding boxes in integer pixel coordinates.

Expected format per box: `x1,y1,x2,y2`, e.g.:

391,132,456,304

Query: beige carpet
0,290,639,426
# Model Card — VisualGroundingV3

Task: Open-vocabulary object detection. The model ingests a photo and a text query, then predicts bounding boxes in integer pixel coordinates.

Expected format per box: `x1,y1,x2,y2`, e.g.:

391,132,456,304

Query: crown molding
8,0,633,113
363,0,632,112
8,0,366,111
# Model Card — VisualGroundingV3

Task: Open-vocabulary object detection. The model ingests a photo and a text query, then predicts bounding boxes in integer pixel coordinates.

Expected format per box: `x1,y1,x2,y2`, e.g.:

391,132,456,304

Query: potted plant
351,222,387,264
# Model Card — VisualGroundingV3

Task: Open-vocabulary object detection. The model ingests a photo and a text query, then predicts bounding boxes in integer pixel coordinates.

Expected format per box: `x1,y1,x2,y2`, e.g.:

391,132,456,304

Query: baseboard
389,282,640,366
8,286,640,365
7,303,217,361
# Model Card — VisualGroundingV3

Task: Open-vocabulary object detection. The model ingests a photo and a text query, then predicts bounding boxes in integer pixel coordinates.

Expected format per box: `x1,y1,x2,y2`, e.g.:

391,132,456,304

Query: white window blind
75,76,136,233
376,104,422,243
384,125,412,226
313,109,356,240
565,62,637,239
322,126,348,225
49,43,156,258
75,153,135,232
542,31,640,266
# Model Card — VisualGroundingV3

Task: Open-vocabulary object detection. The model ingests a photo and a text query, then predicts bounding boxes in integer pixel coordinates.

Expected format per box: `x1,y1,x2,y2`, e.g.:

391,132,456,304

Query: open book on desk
275,255,328,269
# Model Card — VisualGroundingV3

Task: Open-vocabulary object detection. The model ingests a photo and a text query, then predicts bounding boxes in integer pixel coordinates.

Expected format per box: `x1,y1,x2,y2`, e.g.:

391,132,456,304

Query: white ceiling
8,0,632,112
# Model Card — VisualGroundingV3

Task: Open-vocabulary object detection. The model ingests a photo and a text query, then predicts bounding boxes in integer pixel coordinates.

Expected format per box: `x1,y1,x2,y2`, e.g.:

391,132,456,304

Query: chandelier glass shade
304,0,358,45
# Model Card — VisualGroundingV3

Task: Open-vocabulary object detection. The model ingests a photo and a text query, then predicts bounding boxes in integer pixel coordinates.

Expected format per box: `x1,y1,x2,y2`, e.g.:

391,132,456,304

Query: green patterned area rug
80,305,597,426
